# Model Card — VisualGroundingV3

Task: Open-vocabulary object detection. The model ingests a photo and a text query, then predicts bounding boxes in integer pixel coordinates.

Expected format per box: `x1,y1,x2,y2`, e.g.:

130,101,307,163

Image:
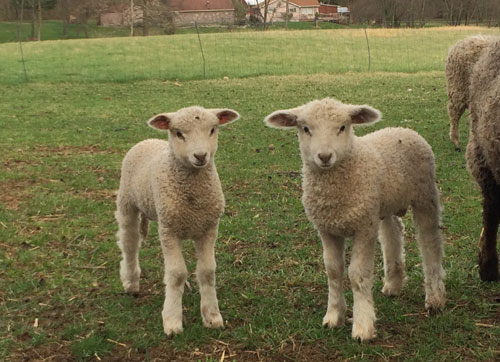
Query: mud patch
0,179,35,211
35,144,119,156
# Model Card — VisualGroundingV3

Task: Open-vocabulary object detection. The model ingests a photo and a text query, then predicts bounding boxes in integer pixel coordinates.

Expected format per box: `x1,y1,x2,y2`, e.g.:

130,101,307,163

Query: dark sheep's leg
478,179,500,282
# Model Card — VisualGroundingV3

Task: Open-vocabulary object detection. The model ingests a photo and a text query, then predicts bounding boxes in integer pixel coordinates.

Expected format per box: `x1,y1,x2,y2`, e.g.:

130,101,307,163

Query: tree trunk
262,0,270,30
285,0,289,29
142,5,149,36
130,0,134,36
62,0,69,37
31,0,35,39
420,0,426,27
36,0,41,41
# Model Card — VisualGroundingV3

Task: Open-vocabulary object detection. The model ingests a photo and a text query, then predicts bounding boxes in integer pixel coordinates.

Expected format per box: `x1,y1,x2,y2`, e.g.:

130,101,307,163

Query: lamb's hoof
322,312,344,328
163,319,183,336
202,308,223,329
427,307,442,317
122,282,140,295
124,290,139,297
425,295,445,314
352,322,376,342
381,283,403,296
479,255,500,282
479,268,500,282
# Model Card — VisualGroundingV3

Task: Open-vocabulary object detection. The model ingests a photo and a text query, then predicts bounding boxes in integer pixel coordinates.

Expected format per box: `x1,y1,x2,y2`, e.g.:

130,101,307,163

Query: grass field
0,19,346,44
1,26,500,84
1,27,500,361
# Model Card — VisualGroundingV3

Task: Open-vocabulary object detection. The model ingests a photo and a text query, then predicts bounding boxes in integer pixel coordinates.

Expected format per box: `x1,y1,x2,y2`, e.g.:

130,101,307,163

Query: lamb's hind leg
466,140,500,281
194,223,223,329
319,230,346,328
412,200,446,312
447,97,466,149
116,207,142,294
478,178,500,282
379,216,406,296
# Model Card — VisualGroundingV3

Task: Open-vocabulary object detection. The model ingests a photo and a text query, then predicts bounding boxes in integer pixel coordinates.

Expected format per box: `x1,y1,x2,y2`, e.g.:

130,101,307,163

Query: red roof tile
289,0,320,6
169,0,236,11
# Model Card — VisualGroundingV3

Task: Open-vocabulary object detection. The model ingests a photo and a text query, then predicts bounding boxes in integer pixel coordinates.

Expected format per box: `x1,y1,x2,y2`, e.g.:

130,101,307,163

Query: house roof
290,0,320,6
258,0,320,8
169,0,235,11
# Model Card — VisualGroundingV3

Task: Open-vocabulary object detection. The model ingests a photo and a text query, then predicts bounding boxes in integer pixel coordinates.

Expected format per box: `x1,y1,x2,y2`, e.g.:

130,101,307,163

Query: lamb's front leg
319,230,346,328
159,227,187,336
194,223,223,329
349,228,377,341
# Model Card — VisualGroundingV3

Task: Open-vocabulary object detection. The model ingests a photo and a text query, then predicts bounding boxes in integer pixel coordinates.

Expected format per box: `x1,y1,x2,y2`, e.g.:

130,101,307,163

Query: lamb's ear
348,105,381,125
264,110,298,129
212,109,240,125
148,113,174,130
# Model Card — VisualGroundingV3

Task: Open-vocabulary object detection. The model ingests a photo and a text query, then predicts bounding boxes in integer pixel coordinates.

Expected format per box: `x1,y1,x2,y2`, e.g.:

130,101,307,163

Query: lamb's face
296,106,354,169
264,98,381,170
148,106,240,169
169,110,220,169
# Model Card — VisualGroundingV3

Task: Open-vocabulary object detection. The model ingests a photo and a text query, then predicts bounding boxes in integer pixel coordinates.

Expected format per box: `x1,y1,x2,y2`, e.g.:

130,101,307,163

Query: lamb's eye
338,125,346,134
210,127,215,136
176,131,185,140
303,126,311,135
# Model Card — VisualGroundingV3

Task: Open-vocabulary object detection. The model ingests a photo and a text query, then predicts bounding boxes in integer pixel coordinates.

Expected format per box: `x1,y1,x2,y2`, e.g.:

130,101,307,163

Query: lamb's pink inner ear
217,110,238,125
150,115,170,130
350,107,380,124
269,113,297,127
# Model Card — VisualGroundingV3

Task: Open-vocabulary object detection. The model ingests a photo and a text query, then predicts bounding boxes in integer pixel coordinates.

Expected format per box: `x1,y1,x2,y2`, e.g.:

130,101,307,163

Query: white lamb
264,98,446,341
115,106,240,335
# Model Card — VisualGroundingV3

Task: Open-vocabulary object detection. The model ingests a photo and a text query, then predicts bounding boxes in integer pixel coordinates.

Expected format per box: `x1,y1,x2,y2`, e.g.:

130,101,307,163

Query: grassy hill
2,26,500,85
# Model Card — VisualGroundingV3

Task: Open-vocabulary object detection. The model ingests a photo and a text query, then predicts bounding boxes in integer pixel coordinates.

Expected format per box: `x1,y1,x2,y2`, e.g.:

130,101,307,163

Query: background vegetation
1,25,500,361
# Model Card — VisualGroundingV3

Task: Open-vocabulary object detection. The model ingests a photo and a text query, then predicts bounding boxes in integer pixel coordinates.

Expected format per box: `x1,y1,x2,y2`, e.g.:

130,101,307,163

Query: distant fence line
2,26,500,84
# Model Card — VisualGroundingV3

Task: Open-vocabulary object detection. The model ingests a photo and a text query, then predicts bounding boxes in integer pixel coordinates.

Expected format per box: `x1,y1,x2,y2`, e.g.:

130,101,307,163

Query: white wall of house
265,1,318,22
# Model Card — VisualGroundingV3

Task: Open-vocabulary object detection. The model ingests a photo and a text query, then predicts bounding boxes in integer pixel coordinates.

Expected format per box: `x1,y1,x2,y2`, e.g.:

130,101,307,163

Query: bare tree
61,0,69,37
285,0,289,29
36,0,41,40
261,0,271,30
129,0,134,36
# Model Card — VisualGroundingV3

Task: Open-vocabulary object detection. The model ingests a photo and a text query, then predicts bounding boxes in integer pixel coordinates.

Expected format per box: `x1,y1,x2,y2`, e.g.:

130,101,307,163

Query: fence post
363,26,371,71
17,0,29,82
194,22,206,79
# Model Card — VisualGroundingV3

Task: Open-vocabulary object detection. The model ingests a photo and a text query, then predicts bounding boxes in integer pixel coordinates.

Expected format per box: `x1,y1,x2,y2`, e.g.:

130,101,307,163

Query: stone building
169,0,237,26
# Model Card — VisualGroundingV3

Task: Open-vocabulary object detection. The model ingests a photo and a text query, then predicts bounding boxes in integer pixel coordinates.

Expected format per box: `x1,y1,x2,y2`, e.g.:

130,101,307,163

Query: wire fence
1,25,500,84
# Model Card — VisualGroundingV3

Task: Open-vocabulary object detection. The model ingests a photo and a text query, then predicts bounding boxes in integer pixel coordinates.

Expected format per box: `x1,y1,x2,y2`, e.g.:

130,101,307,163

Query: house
99,4,142,27
318,3,349,22
259,0,320,22
169,0,237,27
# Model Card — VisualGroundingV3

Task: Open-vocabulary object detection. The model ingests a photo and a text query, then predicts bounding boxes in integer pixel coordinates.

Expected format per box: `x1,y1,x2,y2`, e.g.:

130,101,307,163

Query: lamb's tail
139,213,149,244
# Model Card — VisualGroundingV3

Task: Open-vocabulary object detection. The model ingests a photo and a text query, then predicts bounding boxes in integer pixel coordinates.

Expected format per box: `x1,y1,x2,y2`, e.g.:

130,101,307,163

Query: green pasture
1,26,500,85
0,19,344,44
1,27,500,361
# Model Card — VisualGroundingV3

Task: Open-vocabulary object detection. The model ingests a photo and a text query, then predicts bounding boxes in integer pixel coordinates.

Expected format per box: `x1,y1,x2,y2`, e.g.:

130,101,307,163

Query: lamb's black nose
318,153,332,164
194,153,207,163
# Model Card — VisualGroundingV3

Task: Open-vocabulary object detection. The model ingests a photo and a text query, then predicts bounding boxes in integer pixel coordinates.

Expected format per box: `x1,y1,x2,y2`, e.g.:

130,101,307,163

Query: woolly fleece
465,38,500,281
446,35,499,147
265,98,446,341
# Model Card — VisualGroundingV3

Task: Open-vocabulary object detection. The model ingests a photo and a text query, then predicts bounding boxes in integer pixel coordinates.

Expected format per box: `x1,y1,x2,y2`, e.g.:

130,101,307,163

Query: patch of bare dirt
34,145,118,156
68,188,117,202
10,339,344,362
0,179,35,211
